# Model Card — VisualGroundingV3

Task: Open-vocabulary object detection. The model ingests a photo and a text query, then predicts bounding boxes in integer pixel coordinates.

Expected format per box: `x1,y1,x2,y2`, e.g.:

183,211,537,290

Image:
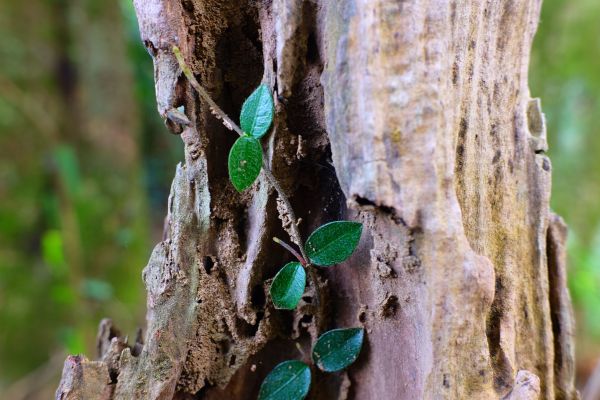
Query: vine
173,46,364,400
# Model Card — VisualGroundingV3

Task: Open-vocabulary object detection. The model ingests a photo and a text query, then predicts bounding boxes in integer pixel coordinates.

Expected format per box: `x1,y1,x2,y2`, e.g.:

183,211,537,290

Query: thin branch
173,46,243,136
273,237,306,266
172,45,308,260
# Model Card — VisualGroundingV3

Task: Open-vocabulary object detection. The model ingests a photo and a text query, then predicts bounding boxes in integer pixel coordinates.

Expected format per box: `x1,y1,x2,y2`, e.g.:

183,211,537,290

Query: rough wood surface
56,1,579,399
55,356,112,400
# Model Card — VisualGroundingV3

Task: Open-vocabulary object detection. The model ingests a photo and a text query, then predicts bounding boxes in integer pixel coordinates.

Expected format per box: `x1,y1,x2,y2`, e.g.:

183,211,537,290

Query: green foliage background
0,1,181,396
530,0,600,380
0,0,598,396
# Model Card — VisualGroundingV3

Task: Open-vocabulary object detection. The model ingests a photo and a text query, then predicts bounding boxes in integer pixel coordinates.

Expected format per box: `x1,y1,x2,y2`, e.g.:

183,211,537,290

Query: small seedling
173,46,366,400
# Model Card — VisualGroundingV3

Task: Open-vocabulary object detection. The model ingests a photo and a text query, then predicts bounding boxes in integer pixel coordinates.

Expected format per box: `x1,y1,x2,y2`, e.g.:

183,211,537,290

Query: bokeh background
0,0,598,398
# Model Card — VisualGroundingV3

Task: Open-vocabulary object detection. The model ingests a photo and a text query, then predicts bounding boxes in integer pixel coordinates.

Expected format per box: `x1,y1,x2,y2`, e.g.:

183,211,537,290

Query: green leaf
258,360,311,400
240,84,274,139
270,262,306,309
312,328,364,372
228,135,263,192
305,221,363,266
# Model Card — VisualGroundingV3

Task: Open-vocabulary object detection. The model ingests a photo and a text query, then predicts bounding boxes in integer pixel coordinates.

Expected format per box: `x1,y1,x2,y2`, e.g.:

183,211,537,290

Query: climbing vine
173,46,364,400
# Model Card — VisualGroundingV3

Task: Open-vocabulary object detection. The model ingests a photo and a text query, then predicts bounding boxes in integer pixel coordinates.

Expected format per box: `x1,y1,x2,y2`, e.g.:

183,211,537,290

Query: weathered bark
57,1,579,399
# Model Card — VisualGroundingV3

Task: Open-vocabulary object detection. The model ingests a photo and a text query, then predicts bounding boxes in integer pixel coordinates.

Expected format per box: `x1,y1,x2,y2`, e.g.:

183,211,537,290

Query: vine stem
295,342,308,362
173,46,244,137
172,45,308,262
273,237,306,267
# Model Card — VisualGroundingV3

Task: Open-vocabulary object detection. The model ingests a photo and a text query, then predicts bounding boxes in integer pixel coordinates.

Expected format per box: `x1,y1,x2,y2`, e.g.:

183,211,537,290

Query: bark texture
56,1,579,399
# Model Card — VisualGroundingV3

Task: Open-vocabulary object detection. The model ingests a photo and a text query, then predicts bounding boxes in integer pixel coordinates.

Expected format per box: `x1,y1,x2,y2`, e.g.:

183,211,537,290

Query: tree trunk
56,0,579,399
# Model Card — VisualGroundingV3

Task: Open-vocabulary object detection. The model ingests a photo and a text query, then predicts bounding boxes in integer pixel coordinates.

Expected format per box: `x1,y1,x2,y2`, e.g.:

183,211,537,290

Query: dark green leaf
312,328,364,372
228,135,263,192
305,221,363,266
240,84,274,139
258,360,311,400
270,262,306,310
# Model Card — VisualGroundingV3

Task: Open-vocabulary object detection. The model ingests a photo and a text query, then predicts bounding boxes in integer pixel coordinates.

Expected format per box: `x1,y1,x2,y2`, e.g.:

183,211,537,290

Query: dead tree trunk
56,0,579,399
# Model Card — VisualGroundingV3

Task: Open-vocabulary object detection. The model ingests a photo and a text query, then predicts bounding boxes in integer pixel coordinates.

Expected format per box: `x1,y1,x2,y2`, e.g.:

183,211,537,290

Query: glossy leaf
228,135,262,192
305,221,363,266
240,84,274,139
258,360,311,400
270,262,306,310
312,327,364,372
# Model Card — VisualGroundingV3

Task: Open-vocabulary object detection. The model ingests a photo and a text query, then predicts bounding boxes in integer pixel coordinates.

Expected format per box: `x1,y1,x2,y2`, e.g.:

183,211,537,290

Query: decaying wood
55,356,112,400
56,0,579,399
547,215,578,399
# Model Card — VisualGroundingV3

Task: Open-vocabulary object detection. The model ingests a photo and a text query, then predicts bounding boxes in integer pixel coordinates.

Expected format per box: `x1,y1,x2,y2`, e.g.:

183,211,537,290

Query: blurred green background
0,0,598,397
531,0,600,385
0,1,182,397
